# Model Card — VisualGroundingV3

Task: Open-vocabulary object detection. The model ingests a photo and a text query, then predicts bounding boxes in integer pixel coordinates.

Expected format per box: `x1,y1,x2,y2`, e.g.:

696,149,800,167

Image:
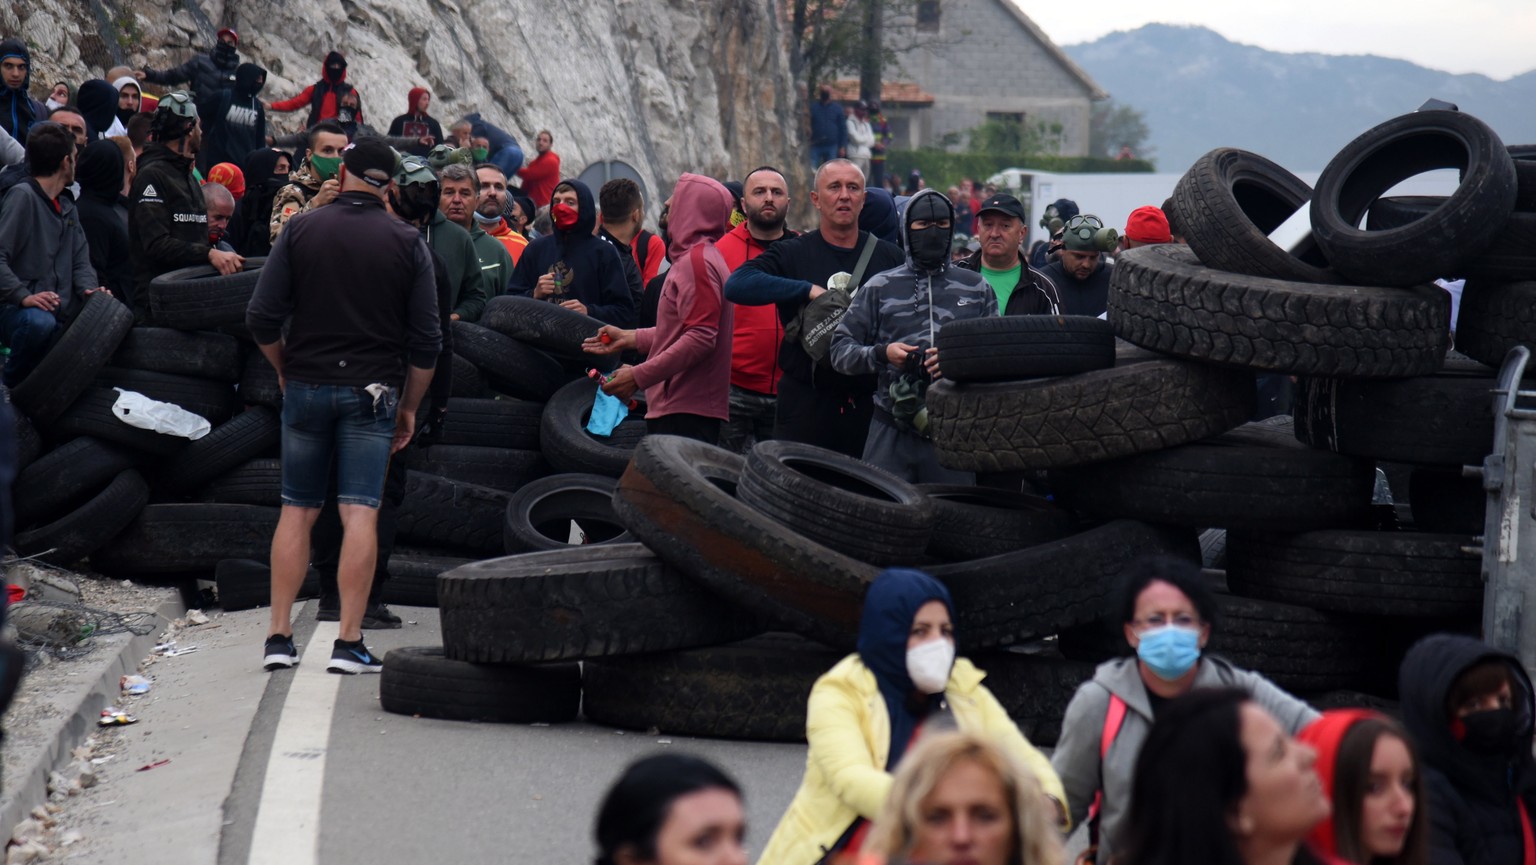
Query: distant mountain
1064,24,1536,173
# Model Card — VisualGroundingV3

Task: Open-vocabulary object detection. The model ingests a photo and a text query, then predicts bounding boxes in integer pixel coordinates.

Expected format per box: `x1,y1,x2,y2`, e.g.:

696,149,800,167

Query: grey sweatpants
862,417,974,485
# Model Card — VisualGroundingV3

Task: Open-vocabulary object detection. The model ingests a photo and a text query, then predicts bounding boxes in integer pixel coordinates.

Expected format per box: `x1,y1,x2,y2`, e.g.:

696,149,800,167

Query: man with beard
139,28,240,114
130,92,243,321
724,159,903,457
516,129,559,209
1039,213,1116,317
595,178,649,309
714,166,797,453
0,39,46,145
473,162,527,264
439,163,513,301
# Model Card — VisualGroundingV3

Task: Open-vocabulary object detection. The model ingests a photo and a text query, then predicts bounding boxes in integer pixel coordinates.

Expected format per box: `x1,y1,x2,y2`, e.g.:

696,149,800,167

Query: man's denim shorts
279,381,397,509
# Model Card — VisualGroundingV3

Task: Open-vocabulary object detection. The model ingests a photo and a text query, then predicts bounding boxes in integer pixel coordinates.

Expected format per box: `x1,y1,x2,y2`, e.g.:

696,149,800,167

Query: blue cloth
460,112,524,174
279,381,398,509
810,144,839,167
809,99,847,149
856,568,954,769
860,189,900,245
587,386,628,436
0,305,58,387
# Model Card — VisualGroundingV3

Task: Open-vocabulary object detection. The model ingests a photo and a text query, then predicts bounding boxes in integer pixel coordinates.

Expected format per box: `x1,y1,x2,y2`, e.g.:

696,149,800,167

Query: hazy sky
1025,0,1536,80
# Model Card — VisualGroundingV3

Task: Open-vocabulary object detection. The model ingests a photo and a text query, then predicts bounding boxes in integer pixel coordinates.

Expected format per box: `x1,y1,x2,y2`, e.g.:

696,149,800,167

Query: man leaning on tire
246,138,441,675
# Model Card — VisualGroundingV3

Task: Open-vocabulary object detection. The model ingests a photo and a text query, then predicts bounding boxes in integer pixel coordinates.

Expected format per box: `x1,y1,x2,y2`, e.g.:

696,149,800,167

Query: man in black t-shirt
724,159,903,457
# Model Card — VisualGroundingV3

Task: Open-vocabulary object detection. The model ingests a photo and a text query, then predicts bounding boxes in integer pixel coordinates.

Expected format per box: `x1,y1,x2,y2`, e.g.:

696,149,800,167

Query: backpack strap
848,231,879,291
1086,693,1128,845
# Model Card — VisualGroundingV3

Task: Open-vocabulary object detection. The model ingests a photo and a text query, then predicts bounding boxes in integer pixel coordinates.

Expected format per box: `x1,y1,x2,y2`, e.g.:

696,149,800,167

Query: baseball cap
342,138,399,188
976,193,1025,222
1125,205,1173,244
217,28,239,44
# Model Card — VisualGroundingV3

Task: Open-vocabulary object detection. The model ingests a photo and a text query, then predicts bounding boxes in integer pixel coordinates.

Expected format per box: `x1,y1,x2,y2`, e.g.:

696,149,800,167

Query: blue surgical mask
1136,625,1201,681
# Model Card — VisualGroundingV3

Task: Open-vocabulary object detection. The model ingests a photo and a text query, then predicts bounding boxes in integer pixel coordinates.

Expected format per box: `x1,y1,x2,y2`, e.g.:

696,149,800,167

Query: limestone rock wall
3,0,805,212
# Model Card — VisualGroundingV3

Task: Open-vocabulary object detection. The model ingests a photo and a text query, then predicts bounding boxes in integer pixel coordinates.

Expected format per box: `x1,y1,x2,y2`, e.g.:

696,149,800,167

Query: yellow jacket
756,653,1066,865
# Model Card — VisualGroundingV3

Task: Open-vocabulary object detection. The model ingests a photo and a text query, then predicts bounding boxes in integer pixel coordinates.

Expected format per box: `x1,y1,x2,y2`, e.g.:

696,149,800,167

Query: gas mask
390,182,440,222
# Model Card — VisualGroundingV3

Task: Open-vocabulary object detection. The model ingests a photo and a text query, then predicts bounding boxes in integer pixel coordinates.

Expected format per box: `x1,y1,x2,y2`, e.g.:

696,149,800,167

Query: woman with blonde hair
864,729,1063,865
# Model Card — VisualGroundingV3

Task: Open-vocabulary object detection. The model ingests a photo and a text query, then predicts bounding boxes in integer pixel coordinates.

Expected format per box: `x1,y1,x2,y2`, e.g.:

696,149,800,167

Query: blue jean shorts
280,381,397,509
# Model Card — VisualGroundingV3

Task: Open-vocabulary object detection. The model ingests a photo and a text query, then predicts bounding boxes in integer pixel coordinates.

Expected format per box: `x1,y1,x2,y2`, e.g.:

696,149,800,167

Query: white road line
247,622,340,865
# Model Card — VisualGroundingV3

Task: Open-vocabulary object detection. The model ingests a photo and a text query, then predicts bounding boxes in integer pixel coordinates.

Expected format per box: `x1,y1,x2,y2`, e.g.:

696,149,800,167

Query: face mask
552,202,579,231
906,638,955,695
310,154,341,181
907,226,950,272
472,146,489,162
209,226,225,245
1136,625,1201,681
214,42,237,64
1459,708,1523,756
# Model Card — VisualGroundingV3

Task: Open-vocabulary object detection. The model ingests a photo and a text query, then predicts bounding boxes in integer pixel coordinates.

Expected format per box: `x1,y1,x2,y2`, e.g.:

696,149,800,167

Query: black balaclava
212,40,238,70
76,139,125,202
76,79,119,140
904,190,952,273
234,63,266,99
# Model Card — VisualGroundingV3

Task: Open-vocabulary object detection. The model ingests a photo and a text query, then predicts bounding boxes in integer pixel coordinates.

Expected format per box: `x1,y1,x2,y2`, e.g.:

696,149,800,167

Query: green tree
1089,101,1153,160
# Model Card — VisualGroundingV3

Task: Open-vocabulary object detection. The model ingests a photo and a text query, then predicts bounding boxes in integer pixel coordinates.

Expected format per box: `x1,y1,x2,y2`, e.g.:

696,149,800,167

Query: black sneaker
326,639,383,675
362,603,402,630
263,634,299,671
315,595,339,622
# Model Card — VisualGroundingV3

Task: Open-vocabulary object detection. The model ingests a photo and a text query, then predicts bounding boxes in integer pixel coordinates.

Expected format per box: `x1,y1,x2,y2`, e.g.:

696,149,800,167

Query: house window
986,111,1025,125
916,0,940,31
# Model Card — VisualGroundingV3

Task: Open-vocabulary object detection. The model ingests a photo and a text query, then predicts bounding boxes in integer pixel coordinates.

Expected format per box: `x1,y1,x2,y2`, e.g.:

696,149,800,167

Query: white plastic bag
110,388,211,440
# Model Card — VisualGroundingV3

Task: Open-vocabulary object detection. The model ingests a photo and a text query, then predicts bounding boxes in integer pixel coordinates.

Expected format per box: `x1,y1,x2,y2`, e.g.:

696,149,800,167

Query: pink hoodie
631,173,735,421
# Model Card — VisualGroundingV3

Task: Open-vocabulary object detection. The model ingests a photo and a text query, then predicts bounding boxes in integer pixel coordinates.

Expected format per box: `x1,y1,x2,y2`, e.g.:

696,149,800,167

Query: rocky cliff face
5,0,804,212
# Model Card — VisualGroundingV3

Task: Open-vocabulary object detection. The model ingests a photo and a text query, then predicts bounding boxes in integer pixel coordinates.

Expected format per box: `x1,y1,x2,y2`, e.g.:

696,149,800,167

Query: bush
885,149,1155,192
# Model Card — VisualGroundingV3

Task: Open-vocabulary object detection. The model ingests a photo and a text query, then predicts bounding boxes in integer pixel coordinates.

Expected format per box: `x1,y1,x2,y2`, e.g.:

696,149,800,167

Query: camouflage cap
426,143,474,171
396,154,438,187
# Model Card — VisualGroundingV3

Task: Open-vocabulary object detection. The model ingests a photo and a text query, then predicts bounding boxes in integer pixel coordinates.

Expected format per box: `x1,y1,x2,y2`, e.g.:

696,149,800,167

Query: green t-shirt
981,263,1022,312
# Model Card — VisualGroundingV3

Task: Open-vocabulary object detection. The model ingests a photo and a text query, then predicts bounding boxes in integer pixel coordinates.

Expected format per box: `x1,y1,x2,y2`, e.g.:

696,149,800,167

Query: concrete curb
0,595,186,840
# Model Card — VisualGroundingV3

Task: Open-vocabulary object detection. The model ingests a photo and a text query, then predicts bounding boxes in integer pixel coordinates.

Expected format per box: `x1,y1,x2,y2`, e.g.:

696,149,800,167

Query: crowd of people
2,35,1519,865
592,561,1535,865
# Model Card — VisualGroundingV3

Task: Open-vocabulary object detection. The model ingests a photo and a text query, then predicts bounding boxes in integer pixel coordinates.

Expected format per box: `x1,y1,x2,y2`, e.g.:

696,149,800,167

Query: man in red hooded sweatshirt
387,87,442,156
269,51,355,129
714,166,796,453
583,173,735,444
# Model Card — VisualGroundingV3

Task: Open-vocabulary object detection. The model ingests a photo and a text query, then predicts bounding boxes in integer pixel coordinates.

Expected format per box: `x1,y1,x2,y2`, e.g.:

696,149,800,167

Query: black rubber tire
935,316,1115,382
395,471,511,556
1310,111,1517,286
480,295,617,371
198,458,282,506
972,652,1097,748
916,484,1076,561
377,549,477,608
9,292,134,423
439,544,762,663
14,469,149,566
90,503,279,575
14,437,139,528
1294,354,1496,466
13,412,40,471
405,444,549,493
1456,281,1536,370
928,520,1199,650
581,634,842,741
501,473,632,553
95,367,239,425
1059,593,1371,692
238,350,283,408
738,441,934,566
1201,528,1227,569
1367,197,1536,283
1226,530,1482,618
156,407,280,495
1050,437,1377,532
146,258,265,330
111,328,242,382
927,356,1255,472
1409,468,1485,535
451,321,571,402
449,353,491,398
1513,145,1536,210
1171,147,1335,283
439,397,542,450
614,435,879,647
380,646,581,724
213,558,320,611
540,378,649,477
50,387,192,457
1109,244,1452,377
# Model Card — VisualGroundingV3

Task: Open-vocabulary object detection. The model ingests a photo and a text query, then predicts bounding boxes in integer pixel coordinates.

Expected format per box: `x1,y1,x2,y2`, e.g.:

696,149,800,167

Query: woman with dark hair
1051,556,1319,865
593,753,746,865
757,568,1064,865
1297,711,1428,865
226,147,292,256
1120,688,1332,865
1399,634,1536,865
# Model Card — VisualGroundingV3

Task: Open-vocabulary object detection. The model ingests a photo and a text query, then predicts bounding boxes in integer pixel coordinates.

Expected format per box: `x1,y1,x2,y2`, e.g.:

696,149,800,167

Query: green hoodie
467,221,515,301
427,209,486,321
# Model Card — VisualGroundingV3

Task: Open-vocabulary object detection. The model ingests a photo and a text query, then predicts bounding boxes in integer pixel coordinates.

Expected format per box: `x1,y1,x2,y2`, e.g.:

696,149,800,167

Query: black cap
977,193,1025,221
342,138,398,188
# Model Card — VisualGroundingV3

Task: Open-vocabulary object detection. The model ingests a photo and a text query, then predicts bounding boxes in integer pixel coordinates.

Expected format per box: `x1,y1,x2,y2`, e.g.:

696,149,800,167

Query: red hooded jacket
270,51,352,128
1297,709,1391,863
715,221,796,395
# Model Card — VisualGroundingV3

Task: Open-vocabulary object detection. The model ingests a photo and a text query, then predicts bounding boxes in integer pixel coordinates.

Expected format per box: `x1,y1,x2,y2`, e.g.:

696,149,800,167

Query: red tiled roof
825,79,935,106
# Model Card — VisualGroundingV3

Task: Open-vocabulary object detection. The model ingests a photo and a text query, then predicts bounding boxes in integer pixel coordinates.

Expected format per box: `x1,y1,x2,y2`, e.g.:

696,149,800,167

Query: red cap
217,28,239,44
1125,205,1172,244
